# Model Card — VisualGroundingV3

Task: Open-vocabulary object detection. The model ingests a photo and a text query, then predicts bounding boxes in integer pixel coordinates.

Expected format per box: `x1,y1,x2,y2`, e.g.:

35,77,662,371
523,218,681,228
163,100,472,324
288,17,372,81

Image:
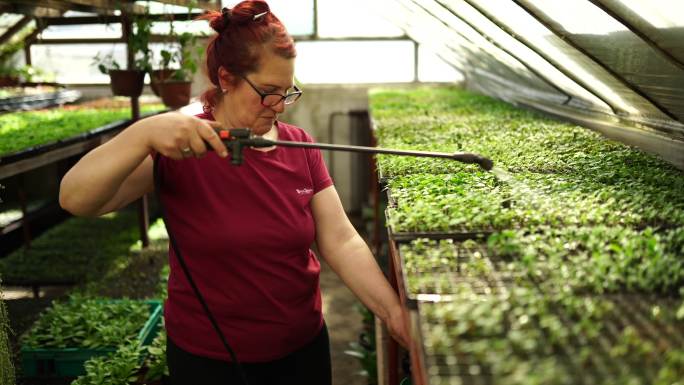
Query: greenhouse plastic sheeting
377,0,684,169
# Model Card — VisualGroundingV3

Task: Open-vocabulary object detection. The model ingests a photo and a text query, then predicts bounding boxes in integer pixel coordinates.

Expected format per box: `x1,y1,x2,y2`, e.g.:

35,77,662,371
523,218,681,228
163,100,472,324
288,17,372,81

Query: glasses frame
241,76,302,107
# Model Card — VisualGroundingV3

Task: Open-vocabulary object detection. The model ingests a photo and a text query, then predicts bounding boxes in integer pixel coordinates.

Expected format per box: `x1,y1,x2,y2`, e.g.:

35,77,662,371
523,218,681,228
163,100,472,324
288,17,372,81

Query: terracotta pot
109,69,145,97
150,69,175,96
158,81,192,109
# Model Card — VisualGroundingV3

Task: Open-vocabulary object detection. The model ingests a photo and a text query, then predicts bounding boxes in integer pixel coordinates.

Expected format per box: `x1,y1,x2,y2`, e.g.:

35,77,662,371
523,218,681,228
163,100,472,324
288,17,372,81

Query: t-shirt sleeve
302,132,333,193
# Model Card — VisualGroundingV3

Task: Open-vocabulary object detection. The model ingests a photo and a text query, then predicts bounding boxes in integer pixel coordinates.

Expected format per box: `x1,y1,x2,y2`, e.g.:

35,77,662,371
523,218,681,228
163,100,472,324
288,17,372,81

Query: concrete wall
279,85,372,214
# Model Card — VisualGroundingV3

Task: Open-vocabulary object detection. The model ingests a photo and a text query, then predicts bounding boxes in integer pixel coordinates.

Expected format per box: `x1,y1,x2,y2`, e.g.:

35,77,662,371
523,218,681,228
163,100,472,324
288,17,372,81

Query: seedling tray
21,299,163,378
395,238,522,309
398,238,684,384
415,294,684,385
0,89,81,112
387,210,496,243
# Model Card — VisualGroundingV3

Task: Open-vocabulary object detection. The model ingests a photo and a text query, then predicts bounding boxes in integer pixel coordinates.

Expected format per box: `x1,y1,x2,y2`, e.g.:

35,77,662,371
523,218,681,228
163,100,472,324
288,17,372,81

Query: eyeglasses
241,76,302,107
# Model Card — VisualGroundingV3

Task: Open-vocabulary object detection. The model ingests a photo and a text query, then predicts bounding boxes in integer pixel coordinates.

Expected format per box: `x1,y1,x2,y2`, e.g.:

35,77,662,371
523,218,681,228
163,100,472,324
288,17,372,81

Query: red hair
198,1,296,111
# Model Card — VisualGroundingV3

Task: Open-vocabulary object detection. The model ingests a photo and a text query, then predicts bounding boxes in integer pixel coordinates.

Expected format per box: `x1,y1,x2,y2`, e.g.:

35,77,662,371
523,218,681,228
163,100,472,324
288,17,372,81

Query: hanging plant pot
158,80,192,109
109,69,145,97
149,69,174,97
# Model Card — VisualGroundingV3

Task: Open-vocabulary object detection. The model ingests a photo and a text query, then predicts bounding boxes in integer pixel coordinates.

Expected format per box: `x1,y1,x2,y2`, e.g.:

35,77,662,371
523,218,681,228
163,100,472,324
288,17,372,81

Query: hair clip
253,11,268,21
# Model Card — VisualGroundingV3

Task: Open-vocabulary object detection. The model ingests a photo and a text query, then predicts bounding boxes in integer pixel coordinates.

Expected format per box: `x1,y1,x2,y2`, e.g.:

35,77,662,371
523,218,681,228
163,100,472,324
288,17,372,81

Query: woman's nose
270,99,286,113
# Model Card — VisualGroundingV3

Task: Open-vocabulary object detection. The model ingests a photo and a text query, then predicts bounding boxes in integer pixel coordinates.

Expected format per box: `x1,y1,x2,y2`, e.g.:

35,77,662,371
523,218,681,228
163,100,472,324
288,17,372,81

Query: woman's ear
218,66,235,92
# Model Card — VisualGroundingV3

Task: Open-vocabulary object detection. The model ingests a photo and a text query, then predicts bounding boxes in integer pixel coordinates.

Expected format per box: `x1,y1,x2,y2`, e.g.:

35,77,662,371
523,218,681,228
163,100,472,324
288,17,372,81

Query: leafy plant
142,331,168,383
168,32,201,82
72,343,143,385
0,284,14,385
93,52,121,75
344,340,377,384
486,226,684,295
92,13,152,74
0,210,141,284
130,15,153,73
72,326,168,385
372,86,684,385
21,296,150,349
0,104,164,156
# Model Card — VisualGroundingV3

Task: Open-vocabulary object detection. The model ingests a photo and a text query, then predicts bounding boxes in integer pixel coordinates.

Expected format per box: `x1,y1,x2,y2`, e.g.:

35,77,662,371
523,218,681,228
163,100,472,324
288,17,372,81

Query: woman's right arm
59,112,227,217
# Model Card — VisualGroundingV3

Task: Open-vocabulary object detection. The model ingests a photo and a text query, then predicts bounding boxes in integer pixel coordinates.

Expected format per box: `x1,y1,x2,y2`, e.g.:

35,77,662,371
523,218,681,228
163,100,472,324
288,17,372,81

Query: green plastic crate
20,299,163,378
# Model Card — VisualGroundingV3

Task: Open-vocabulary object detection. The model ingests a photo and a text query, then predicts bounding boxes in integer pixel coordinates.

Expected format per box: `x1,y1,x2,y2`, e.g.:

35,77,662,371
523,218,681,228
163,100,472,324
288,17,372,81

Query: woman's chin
251,123,273,136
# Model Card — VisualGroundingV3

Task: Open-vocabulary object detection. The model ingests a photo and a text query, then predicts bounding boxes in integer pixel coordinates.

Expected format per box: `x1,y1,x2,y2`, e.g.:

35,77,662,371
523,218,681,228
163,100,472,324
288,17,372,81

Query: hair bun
219,7,233,32
250,1,270,16
209,2,272,34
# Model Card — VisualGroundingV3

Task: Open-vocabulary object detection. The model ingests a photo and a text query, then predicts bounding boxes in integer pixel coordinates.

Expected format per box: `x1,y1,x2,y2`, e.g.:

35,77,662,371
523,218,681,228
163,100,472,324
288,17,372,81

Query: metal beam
512,0,680,122
32,34,406,46
0,0,145,14
413,40,419,82
462,0,620,116
434,0,571,104
0,15,32,46
38,11,205,26
293,35,411,42
32,38,122,45
587,0,684,73
313,0,319,38
409,0,560,98
0,4,63,17
22,21,45,46
152,0,219,10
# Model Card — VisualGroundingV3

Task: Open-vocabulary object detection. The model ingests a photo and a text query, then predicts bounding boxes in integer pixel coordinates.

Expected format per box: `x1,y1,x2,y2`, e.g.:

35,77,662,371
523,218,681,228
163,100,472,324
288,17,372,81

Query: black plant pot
109,69,145,97
158,80,192,109
150,69,175,97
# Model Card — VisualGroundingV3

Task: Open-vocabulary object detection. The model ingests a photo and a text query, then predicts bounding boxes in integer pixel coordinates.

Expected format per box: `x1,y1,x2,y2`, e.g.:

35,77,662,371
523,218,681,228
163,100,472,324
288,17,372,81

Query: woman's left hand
386,306,411,349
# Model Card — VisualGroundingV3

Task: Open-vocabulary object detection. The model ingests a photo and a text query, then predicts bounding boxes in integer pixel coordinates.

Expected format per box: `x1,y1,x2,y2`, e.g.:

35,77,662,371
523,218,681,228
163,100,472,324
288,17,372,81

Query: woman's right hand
144,112,229,160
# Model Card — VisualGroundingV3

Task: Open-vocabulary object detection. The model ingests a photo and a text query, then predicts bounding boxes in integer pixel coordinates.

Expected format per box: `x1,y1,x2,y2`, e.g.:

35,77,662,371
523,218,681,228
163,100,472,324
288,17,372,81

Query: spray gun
155,127,493,385
216,128,494,170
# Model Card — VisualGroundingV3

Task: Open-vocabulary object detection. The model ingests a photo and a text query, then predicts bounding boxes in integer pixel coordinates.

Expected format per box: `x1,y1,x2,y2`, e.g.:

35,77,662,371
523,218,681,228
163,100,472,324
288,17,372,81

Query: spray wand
218,128,494,170
153,127,493,385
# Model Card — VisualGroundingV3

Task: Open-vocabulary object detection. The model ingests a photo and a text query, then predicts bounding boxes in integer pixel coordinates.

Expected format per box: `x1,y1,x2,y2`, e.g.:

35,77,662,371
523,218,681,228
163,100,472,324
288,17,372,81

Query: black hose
152,153,250,385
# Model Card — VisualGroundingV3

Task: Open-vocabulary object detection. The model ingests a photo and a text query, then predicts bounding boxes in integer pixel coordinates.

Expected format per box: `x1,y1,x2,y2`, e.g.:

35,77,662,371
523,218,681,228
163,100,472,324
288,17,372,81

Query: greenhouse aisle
320,259,366,385
4,214,372,385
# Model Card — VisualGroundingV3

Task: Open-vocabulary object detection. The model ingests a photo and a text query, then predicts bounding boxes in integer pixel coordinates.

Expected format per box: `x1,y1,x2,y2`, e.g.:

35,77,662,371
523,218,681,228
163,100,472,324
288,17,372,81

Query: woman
59,1,409,384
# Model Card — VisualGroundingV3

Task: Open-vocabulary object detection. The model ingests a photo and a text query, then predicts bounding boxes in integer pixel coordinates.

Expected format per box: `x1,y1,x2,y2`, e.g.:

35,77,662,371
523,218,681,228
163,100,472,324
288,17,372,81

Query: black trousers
166,323,332,385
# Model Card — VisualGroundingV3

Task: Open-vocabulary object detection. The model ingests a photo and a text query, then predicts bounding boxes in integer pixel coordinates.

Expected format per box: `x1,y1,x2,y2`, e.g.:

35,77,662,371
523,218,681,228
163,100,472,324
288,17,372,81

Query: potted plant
150,49,175,97
157,31,200,109
94,15,152,97
150,17,178,97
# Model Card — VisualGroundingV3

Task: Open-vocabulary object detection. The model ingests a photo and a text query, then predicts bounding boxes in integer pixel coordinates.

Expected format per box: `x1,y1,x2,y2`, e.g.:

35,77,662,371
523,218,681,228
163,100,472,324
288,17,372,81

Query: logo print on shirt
296,188,314,195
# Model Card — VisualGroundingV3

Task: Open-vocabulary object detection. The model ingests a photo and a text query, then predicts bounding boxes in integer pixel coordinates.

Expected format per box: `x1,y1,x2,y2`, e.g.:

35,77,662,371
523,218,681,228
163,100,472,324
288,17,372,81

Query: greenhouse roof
0,0,683,169
373,0,684,169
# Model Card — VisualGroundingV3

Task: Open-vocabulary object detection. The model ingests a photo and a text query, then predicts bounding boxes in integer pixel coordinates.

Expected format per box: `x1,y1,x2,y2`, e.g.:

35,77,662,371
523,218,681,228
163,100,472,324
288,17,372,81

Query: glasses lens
262,94,283,106
284,92,301,105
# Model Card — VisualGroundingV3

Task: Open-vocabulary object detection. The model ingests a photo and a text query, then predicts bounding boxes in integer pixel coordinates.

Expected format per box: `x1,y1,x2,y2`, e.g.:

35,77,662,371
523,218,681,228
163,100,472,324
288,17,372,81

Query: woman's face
218,49,296,135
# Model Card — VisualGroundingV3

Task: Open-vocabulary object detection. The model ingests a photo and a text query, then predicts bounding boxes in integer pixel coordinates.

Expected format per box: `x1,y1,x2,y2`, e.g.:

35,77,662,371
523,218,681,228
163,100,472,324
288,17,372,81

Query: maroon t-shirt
157,113,333,362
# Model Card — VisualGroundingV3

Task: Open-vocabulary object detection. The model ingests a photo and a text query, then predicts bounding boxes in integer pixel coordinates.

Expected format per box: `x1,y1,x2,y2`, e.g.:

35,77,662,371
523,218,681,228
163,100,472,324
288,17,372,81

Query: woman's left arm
312,185,410,348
